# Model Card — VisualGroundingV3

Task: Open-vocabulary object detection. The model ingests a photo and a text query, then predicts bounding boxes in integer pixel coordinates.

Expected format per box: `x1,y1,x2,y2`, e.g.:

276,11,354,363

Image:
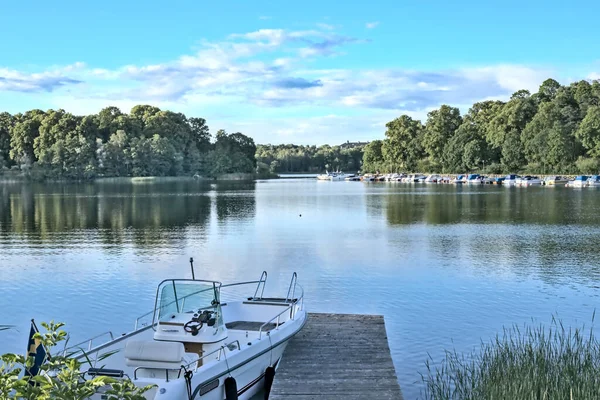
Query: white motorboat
587,175,600,187
361,175,375,182
503,174,520,186
566,175,589,188
65,270,306,400
543,176,568,186
412,174,427,182
424,174,441,183
317,171,347,181
451,175,466,184
520,176,542,186
466,174,482,184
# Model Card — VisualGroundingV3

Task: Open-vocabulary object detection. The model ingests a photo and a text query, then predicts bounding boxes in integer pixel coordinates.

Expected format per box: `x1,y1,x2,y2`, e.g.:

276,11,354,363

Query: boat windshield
153,280,221,324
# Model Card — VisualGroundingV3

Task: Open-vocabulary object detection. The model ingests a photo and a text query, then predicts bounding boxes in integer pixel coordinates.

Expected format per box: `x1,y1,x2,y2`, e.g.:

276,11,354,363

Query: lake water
2,179,600,399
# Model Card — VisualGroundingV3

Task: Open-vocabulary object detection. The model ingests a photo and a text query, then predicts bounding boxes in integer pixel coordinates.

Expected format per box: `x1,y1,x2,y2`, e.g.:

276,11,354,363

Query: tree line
0,106,257,179
363,78,600,175
256,143,365,174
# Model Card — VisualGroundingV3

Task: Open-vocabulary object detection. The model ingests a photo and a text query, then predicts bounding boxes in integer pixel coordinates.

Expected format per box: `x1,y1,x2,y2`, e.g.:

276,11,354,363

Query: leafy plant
0,321,155,400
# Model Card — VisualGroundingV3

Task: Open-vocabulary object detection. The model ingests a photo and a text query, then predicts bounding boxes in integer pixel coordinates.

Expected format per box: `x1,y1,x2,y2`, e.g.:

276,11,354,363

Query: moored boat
61,270,306,400
451,175,466,184
317,171,347,181
544,176,568,186
566,175,589,188
520,176,542,186
466,174,482,184
503,174,520,186
425,174,442,183
587,175,600,187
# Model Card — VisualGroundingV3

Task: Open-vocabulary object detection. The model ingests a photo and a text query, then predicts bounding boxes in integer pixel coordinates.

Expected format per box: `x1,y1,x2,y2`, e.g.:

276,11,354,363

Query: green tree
362,140,384,172
99,130,131,176
536,78,561,104
189,117,211,152
0,112,13,168
10,109,45,168
577,106,600,157
487,91,537,169
383,115,424,171
423,105,462,164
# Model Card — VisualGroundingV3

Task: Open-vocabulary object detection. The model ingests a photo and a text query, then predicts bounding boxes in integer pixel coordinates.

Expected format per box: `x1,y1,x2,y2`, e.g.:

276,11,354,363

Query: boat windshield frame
151,279,222,330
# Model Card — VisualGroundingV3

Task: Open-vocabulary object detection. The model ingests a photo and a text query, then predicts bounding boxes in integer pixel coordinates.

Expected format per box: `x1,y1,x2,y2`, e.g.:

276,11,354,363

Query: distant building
339,140,369,149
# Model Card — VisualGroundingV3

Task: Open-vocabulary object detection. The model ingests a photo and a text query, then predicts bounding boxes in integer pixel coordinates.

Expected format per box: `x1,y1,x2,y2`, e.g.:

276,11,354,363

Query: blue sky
1,0,599,144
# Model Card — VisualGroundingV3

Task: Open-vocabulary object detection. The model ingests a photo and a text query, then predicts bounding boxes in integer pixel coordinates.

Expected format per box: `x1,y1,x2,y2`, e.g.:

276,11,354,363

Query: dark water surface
2,179,600,399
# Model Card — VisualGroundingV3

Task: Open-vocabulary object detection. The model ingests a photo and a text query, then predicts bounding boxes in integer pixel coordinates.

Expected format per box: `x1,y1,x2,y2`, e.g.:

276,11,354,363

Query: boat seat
124,340,186,369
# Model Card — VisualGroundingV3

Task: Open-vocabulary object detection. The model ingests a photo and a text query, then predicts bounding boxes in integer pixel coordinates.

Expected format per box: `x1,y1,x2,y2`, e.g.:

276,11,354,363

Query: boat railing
63,331,115,355
259,279,304,340
285,272,297,302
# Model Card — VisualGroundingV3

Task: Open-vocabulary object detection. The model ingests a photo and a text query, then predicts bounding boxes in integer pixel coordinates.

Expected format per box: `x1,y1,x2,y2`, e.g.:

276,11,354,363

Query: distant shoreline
0,171,278,184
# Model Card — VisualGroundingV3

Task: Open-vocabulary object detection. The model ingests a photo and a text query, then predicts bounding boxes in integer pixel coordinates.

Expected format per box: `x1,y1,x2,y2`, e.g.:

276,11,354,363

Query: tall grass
422,313,600,400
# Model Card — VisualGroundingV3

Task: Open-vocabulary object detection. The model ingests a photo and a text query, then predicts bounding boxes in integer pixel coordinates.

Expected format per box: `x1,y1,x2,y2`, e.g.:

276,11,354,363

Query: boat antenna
189,257,196,280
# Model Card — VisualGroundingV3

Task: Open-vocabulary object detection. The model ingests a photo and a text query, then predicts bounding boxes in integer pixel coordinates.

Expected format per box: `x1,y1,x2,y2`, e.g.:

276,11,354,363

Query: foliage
361,140,384,173
0,321,154,399
365,78,600,174
255,142,365,173
421,315,600,400
1,106,257,180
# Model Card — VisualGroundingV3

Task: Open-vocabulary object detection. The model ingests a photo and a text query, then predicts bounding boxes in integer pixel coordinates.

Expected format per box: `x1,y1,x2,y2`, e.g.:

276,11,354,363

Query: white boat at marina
503,174,520,186
451,175,466,184
544,176,568,186
466,174,482,184
361,175,375,182
64,270,306,400
566,175,589,188
425,174,442,183
520,176,543,186
412,174,427,183
317,171,347,181
588,175,600,187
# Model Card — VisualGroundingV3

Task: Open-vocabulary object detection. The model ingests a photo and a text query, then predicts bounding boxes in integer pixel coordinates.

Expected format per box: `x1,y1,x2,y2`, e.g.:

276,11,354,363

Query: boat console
151,279,228,345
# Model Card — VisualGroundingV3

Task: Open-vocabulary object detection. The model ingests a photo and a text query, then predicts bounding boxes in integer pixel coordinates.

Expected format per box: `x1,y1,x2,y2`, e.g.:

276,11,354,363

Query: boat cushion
124,340,185,369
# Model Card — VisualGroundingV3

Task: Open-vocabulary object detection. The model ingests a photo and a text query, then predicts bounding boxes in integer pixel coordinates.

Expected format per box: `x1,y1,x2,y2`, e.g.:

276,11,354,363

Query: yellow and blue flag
24,320,47,377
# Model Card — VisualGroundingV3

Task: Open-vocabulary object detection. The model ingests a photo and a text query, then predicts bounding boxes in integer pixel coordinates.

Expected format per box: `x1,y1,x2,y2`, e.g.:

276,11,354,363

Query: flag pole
30,319,52,361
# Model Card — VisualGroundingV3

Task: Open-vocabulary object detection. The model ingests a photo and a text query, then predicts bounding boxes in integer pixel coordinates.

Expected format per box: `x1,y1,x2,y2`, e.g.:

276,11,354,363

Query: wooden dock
268,313,403,400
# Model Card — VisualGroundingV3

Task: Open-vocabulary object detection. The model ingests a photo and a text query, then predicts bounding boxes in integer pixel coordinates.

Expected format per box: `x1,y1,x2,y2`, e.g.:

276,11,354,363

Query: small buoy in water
224,377,238,400
299,214,302,217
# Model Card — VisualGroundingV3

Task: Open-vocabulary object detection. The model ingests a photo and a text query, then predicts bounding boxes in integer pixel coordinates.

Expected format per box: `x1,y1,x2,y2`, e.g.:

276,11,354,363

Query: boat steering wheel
184,310,214,336
184,319,203,335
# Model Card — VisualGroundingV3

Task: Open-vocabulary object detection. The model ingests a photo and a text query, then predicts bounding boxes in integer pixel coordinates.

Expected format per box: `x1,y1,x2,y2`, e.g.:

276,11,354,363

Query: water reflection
384,186,600,226
214,181,257,222
0,180,257,249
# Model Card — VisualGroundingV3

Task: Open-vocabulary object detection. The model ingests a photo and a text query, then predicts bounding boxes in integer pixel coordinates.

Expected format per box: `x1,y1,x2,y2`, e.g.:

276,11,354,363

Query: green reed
422,313,600,400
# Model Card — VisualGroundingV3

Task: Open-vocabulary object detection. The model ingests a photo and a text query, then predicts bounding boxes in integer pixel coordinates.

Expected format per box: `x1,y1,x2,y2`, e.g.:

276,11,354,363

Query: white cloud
366,21,379,29
0,25,597,145
588,72,600,80
316,23,336,31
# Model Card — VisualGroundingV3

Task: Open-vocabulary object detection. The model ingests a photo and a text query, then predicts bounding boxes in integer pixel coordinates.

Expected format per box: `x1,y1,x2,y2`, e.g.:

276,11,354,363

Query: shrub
0,321,154,399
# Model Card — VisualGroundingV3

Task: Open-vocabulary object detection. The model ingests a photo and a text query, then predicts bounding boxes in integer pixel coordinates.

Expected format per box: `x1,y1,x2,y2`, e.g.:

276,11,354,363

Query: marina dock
268,313,403,400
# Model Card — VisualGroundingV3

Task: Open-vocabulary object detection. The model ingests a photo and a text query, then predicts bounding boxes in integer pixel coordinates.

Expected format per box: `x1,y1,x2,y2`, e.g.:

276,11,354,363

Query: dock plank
268,313,403,399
